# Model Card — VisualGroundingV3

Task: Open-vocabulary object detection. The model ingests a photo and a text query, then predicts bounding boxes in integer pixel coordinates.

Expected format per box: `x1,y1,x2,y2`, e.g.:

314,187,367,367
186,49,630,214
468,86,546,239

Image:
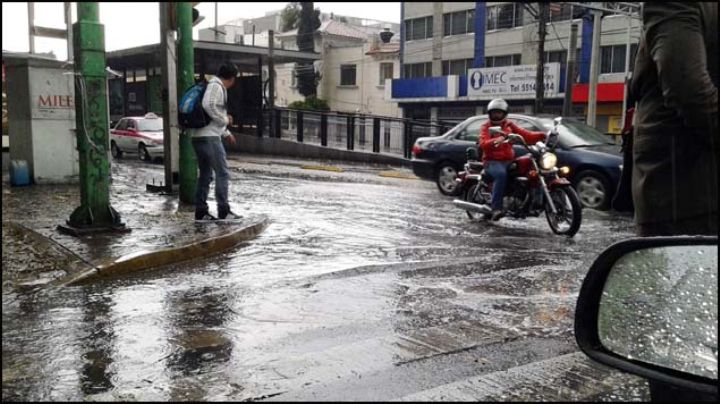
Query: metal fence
262,107,455,159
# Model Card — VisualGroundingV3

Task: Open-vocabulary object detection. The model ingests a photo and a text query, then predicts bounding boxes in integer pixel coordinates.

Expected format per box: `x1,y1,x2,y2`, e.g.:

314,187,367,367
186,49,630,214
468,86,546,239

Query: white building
276,20,401,118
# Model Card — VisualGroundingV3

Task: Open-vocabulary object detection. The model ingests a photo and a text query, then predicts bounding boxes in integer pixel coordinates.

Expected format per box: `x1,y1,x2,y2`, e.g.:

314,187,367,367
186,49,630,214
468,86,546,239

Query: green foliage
280,2,300,32
288,96,330,111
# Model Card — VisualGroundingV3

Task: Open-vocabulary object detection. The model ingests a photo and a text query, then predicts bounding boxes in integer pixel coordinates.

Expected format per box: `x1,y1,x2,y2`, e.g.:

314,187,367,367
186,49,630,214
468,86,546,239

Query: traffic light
191,3,204,26
169,3,204,30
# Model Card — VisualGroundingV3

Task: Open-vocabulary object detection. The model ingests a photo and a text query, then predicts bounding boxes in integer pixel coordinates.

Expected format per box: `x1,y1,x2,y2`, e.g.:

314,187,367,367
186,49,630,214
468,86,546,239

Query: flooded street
2,158,649,401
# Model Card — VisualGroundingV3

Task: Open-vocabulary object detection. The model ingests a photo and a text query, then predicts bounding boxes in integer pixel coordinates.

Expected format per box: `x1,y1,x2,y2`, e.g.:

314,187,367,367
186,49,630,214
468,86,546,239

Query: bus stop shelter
106,40,320,133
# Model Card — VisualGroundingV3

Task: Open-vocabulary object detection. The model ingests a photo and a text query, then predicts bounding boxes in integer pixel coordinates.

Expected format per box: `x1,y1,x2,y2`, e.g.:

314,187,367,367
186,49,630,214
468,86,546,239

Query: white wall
276,42,401,118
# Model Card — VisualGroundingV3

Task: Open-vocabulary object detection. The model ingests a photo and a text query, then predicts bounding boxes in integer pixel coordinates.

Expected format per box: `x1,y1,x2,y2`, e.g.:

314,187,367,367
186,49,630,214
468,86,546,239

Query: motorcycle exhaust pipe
453,199,492,214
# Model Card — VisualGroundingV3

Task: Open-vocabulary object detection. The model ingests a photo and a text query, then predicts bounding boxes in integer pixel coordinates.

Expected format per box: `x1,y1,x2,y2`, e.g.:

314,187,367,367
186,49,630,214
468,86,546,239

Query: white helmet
487,98,508,114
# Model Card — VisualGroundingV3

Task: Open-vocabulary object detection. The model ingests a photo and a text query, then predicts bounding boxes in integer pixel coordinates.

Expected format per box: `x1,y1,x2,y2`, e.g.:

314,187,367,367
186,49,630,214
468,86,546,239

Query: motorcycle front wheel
544,185,582,237
464,183,492,220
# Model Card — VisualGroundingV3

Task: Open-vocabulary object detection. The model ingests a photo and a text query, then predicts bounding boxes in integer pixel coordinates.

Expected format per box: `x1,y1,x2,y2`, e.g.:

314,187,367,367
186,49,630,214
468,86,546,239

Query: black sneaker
491,210,505,221
195,212,217,221
218,210,242,220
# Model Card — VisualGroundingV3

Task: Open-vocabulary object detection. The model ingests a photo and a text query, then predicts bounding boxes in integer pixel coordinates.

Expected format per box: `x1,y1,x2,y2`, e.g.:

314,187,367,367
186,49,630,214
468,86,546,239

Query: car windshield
537,118,611,148
137,118,163,132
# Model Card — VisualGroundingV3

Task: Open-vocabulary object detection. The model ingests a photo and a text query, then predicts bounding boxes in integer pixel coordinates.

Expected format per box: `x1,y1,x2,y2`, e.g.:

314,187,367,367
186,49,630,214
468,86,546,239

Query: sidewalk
227,152,420,181
1,161,267,294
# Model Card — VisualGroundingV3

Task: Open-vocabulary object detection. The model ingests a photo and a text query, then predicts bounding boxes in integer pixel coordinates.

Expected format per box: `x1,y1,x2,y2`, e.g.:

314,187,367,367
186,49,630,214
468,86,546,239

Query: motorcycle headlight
540,152,558,170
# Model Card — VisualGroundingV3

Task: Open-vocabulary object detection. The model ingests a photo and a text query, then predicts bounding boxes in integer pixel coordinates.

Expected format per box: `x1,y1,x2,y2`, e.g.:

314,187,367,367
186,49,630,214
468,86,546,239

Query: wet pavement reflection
2,159,648,401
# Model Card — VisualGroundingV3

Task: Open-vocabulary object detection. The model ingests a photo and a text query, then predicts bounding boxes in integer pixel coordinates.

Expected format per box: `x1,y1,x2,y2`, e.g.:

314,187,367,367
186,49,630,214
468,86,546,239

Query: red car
110,113,164,162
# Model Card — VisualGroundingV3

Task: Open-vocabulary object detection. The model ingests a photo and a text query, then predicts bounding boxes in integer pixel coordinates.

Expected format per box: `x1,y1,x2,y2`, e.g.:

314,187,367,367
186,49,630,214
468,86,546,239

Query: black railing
255,107,456,159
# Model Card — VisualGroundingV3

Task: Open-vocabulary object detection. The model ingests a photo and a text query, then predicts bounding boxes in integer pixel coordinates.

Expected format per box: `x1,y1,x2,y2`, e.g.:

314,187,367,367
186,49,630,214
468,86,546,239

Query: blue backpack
178,82,211,129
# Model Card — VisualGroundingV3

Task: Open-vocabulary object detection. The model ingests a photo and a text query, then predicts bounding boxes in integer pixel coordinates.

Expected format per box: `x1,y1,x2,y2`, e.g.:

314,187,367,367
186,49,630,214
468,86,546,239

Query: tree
296,2,321,97
281,2,321,33
280,2,300,32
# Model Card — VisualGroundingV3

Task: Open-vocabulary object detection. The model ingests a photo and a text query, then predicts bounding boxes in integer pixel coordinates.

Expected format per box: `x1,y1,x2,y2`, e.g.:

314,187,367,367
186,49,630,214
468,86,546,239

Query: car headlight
540,152,557,170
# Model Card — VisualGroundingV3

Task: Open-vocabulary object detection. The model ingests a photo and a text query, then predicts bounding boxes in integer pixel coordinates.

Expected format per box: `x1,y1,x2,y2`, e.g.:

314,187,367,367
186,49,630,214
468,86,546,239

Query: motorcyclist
478,98,548,221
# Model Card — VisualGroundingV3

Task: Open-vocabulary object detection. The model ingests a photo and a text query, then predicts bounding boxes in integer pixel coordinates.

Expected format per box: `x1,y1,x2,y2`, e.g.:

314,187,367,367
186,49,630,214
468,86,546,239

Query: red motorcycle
453,117,582,237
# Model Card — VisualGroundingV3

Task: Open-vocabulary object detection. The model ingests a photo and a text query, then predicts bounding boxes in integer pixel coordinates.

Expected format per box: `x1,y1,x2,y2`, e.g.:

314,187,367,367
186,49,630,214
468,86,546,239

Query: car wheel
138,143,151,162
436,162,460,196
111,141,123,159
574,170,611,210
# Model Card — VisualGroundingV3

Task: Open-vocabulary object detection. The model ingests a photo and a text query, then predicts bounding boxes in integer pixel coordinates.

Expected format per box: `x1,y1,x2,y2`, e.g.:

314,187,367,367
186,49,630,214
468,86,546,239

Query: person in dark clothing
611,87,636,213
630,2,718,237
631,2,718,402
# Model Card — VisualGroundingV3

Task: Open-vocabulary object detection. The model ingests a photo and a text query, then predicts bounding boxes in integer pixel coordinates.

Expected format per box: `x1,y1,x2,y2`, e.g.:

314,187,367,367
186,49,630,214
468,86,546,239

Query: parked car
411,114,623,210
110,113,164,162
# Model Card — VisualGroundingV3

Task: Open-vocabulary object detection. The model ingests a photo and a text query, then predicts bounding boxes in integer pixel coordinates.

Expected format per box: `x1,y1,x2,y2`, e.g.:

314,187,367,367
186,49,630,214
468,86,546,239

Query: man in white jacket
191,62,239,220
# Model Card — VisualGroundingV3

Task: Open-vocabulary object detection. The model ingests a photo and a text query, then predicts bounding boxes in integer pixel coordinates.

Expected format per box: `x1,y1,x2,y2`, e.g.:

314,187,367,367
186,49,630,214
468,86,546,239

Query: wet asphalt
1,155,650,401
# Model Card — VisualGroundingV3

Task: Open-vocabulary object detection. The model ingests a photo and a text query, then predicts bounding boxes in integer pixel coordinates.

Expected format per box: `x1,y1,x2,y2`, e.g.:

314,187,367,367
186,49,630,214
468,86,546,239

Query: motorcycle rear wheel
544,186,582,237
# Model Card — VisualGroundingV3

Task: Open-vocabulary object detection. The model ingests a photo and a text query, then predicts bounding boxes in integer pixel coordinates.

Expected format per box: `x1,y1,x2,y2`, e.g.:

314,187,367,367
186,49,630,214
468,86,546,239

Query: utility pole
214,2,220,41
587,5,602,128
268,30,275,136
61,2,126,235
620,15,633,129
176,2,197,204
562,23,579,117
64,2,73,62
27,3,35,54
534,2,548,114
159,2,179,194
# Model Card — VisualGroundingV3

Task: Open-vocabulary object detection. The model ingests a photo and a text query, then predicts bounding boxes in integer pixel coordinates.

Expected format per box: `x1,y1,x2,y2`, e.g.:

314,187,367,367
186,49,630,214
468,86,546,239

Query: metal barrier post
320,114,328,146
346,115,354,150
296,110,304,143
373,118,380,153
404,121,412,159
274,109,281,138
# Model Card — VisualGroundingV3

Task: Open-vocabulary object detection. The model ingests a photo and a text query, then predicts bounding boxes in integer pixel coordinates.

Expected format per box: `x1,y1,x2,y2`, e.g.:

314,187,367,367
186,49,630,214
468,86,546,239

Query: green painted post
66,2,124,230
176,2,197,204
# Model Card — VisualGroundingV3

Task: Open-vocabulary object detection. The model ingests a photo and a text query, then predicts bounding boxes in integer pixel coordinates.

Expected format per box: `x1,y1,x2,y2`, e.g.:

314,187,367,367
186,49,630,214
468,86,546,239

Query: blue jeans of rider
192,136,230,217
486,161,510,211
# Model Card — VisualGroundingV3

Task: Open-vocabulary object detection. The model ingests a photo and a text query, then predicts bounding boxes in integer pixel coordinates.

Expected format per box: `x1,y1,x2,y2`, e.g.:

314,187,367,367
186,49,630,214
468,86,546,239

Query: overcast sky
2,2,401,60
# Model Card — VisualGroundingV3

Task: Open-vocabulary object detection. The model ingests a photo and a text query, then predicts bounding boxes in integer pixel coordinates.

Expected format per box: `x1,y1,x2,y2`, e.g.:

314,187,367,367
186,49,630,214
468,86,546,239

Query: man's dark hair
217,62,238,80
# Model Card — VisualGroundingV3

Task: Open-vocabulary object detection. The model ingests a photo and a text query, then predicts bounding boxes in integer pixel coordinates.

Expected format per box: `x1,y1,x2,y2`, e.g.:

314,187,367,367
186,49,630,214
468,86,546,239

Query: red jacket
478,119,546,162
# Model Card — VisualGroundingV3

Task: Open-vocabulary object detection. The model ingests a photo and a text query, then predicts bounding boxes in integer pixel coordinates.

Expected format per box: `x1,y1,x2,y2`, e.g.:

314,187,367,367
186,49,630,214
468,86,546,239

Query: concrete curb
55,216,269,287
300,165,344,173
378,171,420,180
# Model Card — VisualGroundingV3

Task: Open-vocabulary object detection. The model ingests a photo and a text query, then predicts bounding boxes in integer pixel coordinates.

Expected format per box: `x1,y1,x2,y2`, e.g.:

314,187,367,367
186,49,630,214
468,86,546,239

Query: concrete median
55,216,269,287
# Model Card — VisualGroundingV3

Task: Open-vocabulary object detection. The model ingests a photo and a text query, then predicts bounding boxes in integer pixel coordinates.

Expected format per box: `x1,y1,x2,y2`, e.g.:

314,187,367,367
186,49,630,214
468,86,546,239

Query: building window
487,3,523,31
403,62,433,78
442,58,474,76
485,54,522,67
443,9,475,36
291,67,298,88
340,64,357,85
548,3,573,22
404,16,433,41
601,44,638,74
544,49,581,71
379,63,394,85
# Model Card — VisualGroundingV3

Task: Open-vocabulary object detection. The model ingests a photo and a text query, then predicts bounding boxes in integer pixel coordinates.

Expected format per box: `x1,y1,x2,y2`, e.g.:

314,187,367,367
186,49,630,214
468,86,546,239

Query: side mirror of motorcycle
575,236,718,400
489,126,504,136
507,133,524,144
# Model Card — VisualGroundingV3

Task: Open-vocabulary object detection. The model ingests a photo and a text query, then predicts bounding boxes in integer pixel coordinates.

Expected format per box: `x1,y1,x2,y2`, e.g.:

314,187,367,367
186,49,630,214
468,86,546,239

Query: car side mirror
575,236,718,398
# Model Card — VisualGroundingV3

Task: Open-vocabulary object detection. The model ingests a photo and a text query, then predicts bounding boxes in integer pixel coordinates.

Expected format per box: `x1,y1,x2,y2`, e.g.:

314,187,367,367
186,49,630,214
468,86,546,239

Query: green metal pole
66,2,123,230
176,2,197,204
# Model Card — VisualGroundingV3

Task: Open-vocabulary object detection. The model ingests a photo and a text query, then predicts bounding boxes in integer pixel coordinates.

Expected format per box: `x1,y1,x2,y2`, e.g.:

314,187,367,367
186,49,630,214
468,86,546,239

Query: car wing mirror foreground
575,236,718,399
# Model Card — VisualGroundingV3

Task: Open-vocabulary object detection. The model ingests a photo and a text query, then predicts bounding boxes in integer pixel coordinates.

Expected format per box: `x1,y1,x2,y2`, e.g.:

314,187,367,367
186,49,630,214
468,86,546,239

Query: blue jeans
192,136,230,216
485,161,510,211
